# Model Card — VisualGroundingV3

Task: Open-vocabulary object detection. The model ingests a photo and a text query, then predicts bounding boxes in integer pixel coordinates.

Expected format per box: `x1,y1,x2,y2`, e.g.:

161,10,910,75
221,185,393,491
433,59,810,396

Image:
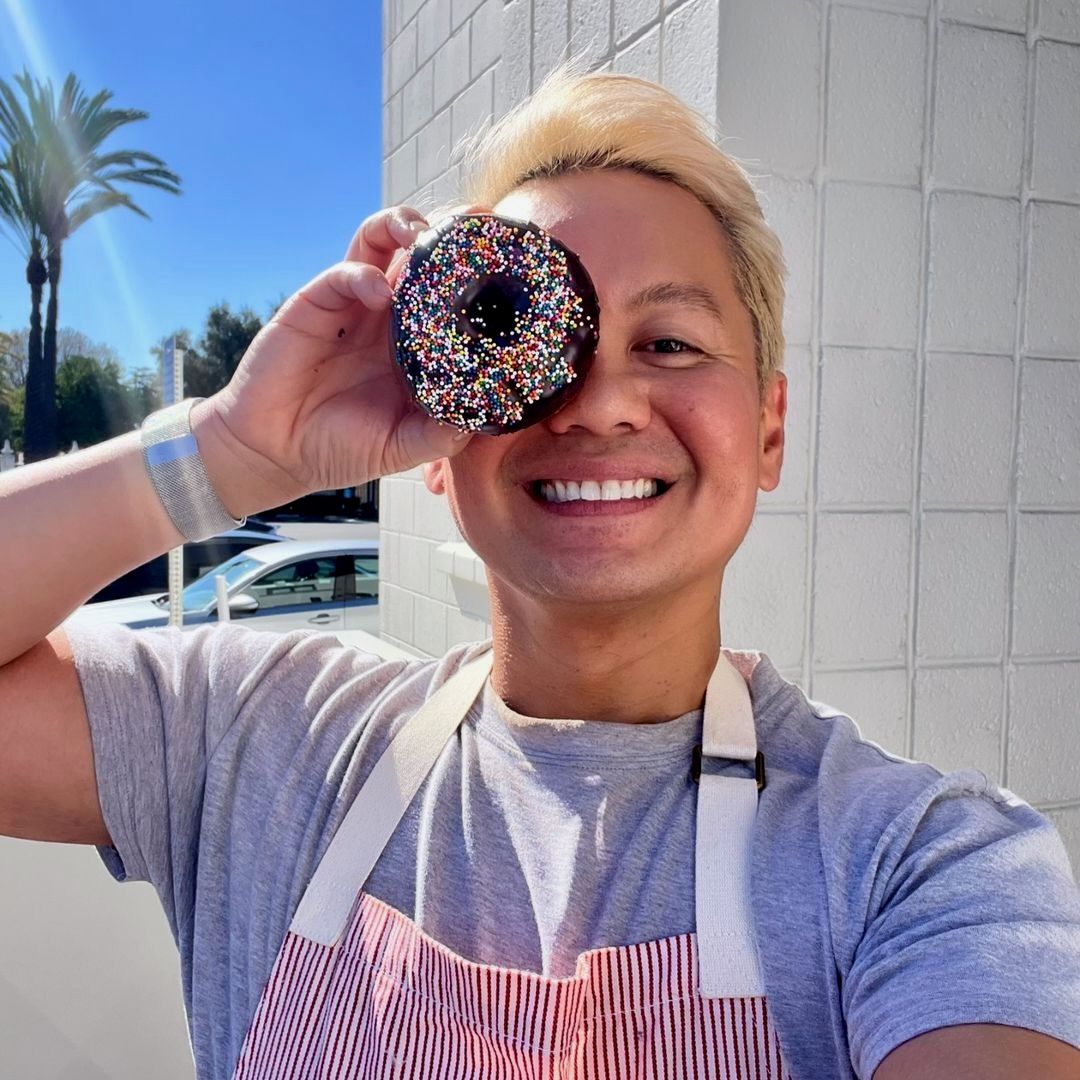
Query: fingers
343,205,430,265
343,201,495,268
273,261,398,339
280,202,498,340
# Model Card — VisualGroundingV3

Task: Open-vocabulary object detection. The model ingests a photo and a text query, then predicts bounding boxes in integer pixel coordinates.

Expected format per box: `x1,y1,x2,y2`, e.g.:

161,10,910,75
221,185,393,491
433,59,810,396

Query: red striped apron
231,648,792,1079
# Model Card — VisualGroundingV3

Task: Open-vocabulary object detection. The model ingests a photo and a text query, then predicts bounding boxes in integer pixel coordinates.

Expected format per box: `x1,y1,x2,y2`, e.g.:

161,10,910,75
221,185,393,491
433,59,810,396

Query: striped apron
231,648,793,1079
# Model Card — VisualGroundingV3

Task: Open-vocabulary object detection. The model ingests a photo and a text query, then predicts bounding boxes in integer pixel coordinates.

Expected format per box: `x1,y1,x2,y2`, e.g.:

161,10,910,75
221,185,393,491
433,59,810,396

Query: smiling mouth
529,479,673,504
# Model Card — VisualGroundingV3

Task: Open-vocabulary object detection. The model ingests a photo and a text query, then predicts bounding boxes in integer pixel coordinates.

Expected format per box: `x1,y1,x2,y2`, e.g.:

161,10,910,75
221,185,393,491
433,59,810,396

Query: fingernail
375,277,393,300
410,219,428,236
453,428,472,441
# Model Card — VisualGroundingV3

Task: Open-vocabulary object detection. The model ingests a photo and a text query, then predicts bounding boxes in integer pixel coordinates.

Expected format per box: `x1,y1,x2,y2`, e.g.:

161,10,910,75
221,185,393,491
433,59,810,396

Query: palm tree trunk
40,235,62,454
22,240,54,462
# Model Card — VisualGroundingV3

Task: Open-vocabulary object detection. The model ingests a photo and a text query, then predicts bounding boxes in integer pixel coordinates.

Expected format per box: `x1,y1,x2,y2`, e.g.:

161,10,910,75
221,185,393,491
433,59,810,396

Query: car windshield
152,554,263,612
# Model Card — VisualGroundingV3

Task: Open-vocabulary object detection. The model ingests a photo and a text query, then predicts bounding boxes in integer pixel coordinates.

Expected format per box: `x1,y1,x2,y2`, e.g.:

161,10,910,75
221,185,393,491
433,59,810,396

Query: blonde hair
425,56,787,400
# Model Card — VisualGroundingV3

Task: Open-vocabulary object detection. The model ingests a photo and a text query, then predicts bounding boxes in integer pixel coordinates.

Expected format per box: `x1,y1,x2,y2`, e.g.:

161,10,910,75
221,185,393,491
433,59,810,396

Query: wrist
190,397,308,520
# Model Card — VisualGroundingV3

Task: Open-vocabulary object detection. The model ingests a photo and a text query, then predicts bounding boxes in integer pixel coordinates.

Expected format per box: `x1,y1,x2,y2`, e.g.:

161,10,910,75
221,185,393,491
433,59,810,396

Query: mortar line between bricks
612,5,661,52
1000,0,1042,793
1035,799,1080,813
815,345,1080,361
829,0,940,17
659,0,696,23
814,654,1080,673
905,0,938,763
657,0,664,84
803,0,832,697
609,0,615,78
923,655,1080,669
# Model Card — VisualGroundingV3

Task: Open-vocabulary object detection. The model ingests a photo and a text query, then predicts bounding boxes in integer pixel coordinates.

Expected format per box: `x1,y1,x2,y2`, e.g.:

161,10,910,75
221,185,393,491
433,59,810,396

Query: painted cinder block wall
379,0,1080,869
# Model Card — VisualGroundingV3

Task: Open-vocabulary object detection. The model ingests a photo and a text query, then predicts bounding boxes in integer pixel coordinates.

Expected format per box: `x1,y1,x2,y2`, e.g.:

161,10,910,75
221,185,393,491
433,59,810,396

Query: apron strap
289,648,494,945
289,643,766,998
695,650,767,998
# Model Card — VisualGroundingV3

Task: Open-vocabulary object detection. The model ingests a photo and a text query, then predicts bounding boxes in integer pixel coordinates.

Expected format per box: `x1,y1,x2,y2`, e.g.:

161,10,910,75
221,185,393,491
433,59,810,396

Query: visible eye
637,338,707,366
641,338,701,355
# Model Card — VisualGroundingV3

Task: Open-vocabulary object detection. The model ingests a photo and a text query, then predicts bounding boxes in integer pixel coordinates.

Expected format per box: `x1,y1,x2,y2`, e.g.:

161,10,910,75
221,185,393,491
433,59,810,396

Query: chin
505,562,676,609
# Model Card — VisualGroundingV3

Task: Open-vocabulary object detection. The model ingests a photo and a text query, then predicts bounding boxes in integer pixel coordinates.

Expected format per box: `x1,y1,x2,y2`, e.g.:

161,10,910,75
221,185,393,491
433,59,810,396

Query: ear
423,458,448,495
758,371,787,494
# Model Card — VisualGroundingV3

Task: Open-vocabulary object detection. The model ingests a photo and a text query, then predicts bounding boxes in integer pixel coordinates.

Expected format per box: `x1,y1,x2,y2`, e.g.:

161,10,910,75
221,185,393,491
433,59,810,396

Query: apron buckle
691,746,767,793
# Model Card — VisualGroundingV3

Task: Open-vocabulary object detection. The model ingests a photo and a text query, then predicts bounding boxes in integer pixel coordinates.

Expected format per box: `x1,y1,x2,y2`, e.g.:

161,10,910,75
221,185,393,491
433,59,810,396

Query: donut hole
455,273,532,347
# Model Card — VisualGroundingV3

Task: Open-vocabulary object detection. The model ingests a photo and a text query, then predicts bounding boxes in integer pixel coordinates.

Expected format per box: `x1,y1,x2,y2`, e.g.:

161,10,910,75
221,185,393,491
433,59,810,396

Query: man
2,66,1078,1080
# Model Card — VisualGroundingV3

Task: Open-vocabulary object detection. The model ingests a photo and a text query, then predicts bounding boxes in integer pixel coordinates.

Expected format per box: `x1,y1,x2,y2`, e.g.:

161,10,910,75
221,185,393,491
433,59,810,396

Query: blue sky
0,0,382,374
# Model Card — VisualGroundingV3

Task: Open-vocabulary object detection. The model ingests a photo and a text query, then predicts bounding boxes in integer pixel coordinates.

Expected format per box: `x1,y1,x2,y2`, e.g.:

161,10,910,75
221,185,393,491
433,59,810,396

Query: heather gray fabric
63,621,1080,1080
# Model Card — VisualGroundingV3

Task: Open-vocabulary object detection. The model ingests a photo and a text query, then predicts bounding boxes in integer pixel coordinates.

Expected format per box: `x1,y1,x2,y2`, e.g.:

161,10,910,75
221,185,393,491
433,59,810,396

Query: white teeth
536,478,666,503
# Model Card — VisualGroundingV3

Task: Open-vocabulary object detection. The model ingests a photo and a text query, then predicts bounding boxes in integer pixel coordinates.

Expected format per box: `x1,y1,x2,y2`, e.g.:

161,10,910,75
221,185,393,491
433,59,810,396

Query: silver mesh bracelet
140,397,246,543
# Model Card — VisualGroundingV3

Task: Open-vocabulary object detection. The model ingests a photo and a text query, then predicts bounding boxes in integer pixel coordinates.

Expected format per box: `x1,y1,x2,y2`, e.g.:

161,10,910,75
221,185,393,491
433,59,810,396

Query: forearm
0,428,181,665
0,398,302,667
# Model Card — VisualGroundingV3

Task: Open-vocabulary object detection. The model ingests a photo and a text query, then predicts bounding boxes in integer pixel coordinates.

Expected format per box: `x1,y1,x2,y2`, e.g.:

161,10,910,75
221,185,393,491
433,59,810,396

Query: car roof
229,538,379,567
216,528,285,541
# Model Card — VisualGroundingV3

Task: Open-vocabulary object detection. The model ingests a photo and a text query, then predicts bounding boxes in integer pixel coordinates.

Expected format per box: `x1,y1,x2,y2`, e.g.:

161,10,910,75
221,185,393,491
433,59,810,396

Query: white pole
167,341,186,628
214,574,231,622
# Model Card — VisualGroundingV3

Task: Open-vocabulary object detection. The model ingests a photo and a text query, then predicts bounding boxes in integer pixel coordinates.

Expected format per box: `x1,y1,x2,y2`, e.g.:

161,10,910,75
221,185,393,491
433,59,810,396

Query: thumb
395,408,475,469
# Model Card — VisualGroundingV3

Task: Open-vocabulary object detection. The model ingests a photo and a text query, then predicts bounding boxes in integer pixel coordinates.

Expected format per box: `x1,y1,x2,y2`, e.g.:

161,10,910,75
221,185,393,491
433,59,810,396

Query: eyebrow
623,281,727,326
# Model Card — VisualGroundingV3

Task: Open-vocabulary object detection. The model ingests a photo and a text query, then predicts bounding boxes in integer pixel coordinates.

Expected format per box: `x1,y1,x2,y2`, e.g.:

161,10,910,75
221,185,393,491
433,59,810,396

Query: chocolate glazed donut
389,213,601,435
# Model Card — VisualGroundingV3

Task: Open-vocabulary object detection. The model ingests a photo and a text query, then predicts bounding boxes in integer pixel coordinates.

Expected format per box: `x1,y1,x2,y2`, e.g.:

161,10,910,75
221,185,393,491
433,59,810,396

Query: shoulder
756,673,1080,1078
64,619,494,753
751,660,1076,927
751,661,1027,845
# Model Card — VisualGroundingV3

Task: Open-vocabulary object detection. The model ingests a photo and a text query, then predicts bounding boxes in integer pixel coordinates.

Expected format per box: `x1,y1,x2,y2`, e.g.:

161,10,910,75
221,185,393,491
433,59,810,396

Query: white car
85,521,286,604
66,540,379,635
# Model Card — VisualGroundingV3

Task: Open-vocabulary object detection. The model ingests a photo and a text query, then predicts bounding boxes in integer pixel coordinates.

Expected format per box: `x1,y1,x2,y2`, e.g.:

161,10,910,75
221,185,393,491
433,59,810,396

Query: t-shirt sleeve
63,621,399,923
833,768,1080,1078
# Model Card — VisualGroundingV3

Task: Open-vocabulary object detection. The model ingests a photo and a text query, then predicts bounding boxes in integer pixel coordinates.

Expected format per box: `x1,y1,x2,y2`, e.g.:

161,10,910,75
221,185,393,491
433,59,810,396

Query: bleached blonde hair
425,56,787,401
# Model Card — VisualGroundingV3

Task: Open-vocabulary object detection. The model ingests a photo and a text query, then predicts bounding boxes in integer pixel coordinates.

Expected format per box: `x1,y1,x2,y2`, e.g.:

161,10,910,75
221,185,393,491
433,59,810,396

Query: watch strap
140,398,246,543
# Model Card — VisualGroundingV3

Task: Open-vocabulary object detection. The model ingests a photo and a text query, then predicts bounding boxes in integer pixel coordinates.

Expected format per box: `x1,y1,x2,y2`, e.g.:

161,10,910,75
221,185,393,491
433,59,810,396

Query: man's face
423,168,786,613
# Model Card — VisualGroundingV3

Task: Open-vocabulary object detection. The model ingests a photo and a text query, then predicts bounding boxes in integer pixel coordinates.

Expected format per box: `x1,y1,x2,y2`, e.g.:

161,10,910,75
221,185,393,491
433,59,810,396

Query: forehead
491,168,736,297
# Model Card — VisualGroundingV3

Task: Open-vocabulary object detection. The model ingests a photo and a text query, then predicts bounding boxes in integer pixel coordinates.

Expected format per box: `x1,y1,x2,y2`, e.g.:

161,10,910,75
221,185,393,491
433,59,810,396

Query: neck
486,578,724,724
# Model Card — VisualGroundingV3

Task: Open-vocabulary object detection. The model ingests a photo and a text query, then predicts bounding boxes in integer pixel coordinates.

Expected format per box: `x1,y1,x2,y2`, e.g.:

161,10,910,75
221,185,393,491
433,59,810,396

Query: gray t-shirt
64,621,1080,1080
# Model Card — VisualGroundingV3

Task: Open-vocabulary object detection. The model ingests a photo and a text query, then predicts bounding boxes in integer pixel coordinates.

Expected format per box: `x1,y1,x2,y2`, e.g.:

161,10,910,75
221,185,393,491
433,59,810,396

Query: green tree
0,327,22,448
123,364,161,421
0,70,181,462
149,304,263,399
194,302,262,394
0,327,28,390
55,353,132,447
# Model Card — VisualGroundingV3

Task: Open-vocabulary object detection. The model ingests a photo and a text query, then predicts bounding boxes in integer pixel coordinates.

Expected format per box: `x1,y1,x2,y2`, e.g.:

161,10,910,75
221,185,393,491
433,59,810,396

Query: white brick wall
381,0,1080,864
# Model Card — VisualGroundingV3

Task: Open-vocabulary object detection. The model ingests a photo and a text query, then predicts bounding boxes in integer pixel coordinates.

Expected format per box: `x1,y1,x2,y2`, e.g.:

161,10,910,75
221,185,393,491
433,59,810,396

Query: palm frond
0,68,181,248
90,148,170,171
96,166,181,193
80,107,150,151
67,189,147,231
0,73,34,143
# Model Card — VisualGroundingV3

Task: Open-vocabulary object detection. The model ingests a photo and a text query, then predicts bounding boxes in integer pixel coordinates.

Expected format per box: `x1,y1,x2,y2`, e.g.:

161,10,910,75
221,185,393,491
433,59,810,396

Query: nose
544,346,652,436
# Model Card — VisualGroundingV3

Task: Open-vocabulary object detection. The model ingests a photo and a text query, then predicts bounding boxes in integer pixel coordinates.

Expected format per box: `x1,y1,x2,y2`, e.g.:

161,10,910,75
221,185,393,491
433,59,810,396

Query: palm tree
0,70,180,460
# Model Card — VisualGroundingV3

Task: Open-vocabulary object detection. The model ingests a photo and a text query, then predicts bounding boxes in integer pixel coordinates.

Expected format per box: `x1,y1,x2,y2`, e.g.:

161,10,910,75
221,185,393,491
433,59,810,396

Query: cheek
663,375,760,462
443,439,507,511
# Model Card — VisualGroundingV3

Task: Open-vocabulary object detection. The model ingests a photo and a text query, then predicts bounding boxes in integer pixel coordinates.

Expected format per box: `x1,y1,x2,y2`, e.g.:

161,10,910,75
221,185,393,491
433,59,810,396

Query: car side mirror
228,593,260,614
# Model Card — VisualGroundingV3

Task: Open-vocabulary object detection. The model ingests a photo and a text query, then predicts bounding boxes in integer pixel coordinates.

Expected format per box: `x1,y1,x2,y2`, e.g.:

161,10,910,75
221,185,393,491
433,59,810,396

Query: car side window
247,557,338,611
187,539,268,583
353,555,379,598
